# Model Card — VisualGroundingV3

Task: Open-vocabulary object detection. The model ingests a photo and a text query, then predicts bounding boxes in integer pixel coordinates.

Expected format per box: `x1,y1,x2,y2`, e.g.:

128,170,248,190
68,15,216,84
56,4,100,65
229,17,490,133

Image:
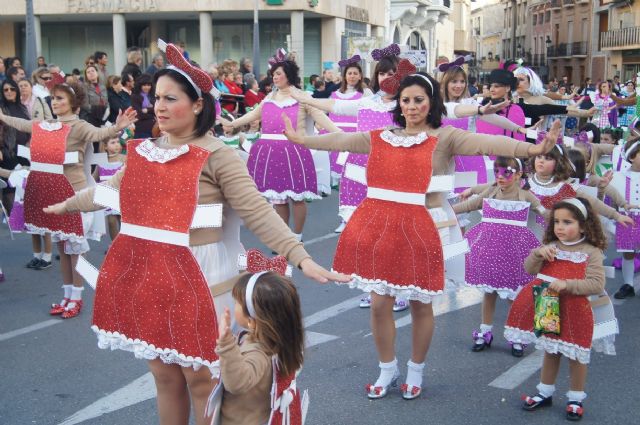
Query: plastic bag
533,282,561,337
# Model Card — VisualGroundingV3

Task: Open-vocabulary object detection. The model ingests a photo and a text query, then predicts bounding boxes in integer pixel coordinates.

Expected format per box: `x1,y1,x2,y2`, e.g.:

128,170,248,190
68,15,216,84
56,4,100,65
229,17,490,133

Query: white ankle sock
566,390,587,403
536,382,556,398
477,323,493,344
42,252,52,262
60,284,73,306
67,287,84,308
373,358,398,388
33,252,42,259
622,258,635,286
293,233,303,242
405,360,425,389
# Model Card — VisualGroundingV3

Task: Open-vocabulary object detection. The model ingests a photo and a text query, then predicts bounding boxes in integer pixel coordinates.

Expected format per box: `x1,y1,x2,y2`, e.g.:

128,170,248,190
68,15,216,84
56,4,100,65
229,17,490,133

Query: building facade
526,0,551,80
0,0,386,78
501,0,528,60
599,0,640,82
470,0,503,81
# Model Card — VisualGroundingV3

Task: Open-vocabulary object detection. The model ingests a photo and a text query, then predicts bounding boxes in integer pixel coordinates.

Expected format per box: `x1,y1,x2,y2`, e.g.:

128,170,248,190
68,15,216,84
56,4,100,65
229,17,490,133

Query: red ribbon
379,59,417,96
246,249,289,276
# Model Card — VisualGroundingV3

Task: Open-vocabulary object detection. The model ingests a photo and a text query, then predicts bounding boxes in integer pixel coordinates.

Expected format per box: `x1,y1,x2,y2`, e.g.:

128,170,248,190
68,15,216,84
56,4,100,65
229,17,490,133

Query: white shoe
334,221,346,233
359,295,372,308
393,299,409,312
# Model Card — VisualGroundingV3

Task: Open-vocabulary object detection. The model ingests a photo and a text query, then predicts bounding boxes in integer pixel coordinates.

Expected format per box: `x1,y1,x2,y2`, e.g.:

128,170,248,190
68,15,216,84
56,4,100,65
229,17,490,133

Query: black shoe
566,401,583,421
25,258,40,269
511,345,524,357
522,394,552,411
614,284,635,299
35,259,52,270
55,254,60,261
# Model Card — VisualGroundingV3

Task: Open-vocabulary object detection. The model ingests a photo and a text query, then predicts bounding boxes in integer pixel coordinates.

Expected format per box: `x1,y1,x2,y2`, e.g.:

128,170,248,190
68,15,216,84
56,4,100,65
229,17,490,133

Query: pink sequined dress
247,98,320,202
92,139,219,369
97,161,123,216
339,95,395,221
327,90,362,178
611,171,640,252
464,199,540,300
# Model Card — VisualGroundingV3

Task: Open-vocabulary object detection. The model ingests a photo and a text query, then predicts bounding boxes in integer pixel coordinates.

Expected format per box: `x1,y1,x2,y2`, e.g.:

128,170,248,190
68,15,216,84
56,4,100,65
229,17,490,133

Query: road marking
0,319,63,342
304,232,339,246
58,295,355,424
489,350,544,390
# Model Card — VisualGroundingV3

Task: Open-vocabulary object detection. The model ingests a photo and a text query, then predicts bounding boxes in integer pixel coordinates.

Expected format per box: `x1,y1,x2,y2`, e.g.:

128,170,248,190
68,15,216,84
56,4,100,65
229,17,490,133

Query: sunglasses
40,76,52,81
3,87,17,92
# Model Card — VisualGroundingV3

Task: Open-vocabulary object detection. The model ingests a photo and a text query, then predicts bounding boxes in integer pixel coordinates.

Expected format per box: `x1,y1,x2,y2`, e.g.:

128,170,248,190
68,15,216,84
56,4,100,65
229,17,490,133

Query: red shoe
50,298,70,315
61,300,83,319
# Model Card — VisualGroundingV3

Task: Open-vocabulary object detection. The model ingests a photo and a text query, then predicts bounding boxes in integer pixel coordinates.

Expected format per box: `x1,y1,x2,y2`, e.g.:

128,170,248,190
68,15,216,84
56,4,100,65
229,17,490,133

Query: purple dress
612,171,640,251
339,96,395,221
327,90,362,178
465,198,540,300
8,172,28,233
98,161,123,216
247,98,320,202
442,114,487,194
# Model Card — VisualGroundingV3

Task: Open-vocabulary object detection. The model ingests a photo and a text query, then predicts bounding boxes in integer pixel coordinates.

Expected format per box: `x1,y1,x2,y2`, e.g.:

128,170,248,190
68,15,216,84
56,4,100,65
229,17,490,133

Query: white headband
625,140,640,161
167,65,203,97
555,144,564,155
410,74,434,94
515,158,523,170
245,271,268,318
562,198,588,219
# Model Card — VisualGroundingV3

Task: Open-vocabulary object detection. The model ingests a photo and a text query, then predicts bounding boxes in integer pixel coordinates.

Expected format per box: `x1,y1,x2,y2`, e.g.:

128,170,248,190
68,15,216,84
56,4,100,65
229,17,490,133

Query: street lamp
488,51,493,61
517,43,522,58
545,36,552,81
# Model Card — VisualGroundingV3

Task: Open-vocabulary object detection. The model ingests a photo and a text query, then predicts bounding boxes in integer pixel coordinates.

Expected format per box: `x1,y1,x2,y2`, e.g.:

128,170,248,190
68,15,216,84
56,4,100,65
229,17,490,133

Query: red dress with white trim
333,129,445,303
268,357,306,425
505,249,594,364
23,122,84,238
91,139,219,370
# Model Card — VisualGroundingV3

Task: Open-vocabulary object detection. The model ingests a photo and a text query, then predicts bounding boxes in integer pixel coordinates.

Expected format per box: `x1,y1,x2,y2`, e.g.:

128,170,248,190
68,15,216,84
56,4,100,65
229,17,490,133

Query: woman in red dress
284,73,561,400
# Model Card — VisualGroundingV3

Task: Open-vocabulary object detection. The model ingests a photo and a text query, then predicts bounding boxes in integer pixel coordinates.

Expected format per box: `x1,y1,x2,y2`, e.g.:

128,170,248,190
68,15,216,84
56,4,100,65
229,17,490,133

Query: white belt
260,133,289,141
443,239,470,260
367,187,425,206
120,222,189,247
536,273,558,282
336,151,350,166
336,122,358,128
30,162,63,174
99,175,116,181
76,255,99,289
18,145,79,164
481,217,527,227
427,175,454,193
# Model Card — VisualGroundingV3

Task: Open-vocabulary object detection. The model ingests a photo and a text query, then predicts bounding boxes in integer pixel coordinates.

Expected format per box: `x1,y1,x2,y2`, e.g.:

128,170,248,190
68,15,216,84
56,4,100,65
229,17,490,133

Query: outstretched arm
0,110,34,133
282,114,370,153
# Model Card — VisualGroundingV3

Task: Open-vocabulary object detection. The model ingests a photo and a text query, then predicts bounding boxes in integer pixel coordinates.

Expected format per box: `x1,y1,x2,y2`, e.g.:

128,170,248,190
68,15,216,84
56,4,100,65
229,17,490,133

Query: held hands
281,114,305,145
299,258,351,284
115,107,138,131
598,170,613,189
548,279,568,292
458,188,473,201
220,118,234,134
527,119,561,157
479,100,510,116
217,307,232,341
537,244,558,262
43,202,67,215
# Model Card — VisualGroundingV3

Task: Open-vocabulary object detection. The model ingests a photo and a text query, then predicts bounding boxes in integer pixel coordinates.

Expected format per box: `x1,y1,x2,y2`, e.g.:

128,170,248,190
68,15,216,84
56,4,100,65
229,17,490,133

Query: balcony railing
550,0,562,10
601,26,640,49
532,53,546,66
547,42,587,58
563,0,574,7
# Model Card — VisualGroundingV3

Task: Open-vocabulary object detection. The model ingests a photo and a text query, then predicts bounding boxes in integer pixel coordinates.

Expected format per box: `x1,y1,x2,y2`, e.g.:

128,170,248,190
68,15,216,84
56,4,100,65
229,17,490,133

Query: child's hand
282,114,304,145
598,170,613,188
538,245,558,262
218,307,232,340
548,279,567,292
458,188,473,200
43,201,67,215
617,214,635,227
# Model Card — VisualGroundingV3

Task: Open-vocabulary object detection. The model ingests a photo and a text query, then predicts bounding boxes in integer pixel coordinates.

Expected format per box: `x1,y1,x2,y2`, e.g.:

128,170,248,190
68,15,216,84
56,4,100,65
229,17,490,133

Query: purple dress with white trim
612,170,640,251
327,90,363,178
247,98,320,202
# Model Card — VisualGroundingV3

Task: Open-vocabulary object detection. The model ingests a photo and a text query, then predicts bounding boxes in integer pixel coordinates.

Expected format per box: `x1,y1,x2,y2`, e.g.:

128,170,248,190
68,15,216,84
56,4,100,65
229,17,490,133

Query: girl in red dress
506,198,610,421
284,73,561,401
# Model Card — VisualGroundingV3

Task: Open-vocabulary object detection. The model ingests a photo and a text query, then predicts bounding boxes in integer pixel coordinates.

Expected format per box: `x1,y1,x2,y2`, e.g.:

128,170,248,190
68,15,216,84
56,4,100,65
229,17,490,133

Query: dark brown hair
232,272,304,377
532,145,572,182
492,156,528,189
371,56,399,93
392,72,445,129
52,82,86,111
543,197,607,250
339,63,366,94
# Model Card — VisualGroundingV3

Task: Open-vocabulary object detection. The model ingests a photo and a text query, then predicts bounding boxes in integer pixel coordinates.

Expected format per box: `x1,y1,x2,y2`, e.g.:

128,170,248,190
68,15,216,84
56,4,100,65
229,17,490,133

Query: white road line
489,350,544,390
304,232,339,246
306,331,340,348
304,294,363,327
0,319,63,342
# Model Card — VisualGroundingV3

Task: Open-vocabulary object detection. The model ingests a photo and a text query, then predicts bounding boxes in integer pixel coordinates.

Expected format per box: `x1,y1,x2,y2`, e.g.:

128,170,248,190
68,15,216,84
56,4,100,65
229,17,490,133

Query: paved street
1,192,639,425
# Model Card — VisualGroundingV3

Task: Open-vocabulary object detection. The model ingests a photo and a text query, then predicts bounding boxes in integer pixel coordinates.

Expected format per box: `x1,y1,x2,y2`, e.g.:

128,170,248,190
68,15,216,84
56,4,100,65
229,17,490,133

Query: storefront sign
400,50,428,68
346,5,369,23
347,36,381,58
67,0,158,13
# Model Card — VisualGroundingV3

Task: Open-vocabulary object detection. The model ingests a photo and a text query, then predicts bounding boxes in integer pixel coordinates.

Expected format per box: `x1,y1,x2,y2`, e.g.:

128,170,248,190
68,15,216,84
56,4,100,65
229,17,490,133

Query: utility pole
253,0,260,78
25,0,37,75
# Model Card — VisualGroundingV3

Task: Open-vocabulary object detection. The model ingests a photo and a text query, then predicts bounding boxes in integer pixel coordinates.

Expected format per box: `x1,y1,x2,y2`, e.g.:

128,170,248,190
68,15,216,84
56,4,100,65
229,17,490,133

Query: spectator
131,73,155,138
7,66,26,83
107,75,129,123
0,56,6,83
7,57,22,68
239,57,253,75
31,67,52,100
233,71,245,91
306,74,319,92
243,75,261,108
145,53,164,76
84,54,96,70
214,68,230,94
468,76,479,96
18,78,52,121
121,49,143,81
94,51,109,84
578,77,595,110
312,79,326,96
613,75,622,93
257,76,272,102
119,72,134,110
36,56,47,68
312,68,340,98
81,65,109,127
222,66,243,114
177,41,190,60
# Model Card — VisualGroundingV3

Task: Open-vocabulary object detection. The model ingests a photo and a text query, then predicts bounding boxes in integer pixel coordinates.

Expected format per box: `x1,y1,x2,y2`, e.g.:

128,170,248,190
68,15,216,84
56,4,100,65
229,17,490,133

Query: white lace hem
503,326,538,345
318,184,332,195
535,336,591,364
592,334,616,356
261,189,321,202
92,326,215,371
335,272,444,304
554,248,589,263
379,130,429,147
25,223,83,241
485,198,531,212
528,179,565,196
39,121,63,131
465,282,520,300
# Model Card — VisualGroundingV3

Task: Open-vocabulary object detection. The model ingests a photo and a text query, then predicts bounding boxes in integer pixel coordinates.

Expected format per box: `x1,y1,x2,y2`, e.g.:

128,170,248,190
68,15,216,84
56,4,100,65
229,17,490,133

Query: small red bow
246,249,289,276
379,59,417,96
158,39,219,98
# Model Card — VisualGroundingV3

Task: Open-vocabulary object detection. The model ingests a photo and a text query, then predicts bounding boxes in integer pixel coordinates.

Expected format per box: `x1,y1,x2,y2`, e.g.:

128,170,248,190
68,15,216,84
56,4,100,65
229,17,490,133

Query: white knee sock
622,257,635,286
536,382,556,398
33,252,42,259
373,358,398,388
67,286,84,308
42,252,52,262
566,390,587,403
293,233,303,242
59,284,73,306
405,360,425,389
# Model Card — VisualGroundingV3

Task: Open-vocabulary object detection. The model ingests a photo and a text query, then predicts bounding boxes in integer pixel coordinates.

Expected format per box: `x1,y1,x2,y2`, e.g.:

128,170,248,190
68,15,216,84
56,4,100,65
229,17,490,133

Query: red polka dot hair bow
379,58,417,96
268,48,288,68
157,39,220,99
241,249,292,277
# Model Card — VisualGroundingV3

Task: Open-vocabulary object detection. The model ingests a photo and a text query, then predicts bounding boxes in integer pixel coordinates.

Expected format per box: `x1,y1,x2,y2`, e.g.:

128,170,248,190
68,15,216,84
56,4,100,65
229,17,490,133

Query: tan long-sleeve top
524,240,605,296
216,333,272,425
584,174,628,208
302,126,531,210
63,133,310,266
573,143,614,174
453,183,543,214
0,114,118,191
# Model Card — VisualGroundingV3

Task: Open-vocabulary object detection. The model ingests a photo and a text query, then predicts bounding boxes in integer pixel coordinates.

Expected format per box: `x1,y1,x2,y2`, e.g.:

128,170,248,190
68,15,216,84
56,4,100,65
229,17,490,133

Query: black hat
489,69,517,91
